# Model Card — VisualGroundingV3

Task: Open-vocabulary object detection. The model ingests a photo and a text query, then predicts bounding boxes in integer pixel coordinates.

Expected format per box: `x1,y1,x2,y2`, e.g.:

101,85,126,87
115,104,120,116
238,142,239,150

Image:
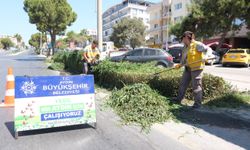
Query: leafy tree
14,34,22,43
110,18,146,49
29,33,46,51
242,0,250,38
65,29,91,47
0,38,14,50
170,0,248,49
79,29,92,42
56,38,67,49
66,31,80,43
24,0,77,55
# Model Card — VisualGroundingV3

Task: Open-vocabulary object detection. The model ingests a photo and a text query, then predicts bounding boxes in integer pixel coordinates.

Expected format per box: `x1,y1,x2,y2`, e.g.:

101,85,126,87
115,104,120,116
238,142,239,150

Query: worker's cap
92,40,98,45
181,31,194,40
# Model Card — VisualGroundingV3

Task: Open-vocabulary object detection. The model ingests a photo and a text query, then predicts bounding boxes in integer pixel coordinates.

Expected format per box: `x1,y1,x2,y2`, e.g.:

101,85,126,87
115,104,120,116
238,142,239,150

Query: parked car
222,49,250,67
110,48,174,68
167,44,184,63
205,46,220,65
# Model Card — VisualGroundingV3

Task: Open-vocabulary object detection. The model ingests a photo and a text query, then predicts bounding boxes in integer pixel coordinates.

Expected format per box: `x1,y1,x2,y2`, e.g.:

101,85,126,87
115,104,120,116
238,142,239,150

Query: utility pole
97,0,103,51
166,0,171,49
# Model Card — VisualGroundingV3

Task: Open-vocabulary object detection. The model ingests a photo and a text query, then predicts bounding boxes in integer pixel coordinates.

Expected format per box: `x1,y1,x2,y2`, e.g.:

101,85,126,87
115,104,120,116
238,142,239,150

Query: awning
206,42,232,49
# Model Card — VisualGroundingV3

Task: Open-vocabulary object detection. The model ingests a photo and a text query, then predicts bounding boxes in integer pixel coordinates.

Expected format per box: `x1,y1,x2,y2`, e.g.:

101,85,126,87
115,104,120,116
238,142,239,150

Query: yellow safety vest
187,41,205,71
84,45,100,60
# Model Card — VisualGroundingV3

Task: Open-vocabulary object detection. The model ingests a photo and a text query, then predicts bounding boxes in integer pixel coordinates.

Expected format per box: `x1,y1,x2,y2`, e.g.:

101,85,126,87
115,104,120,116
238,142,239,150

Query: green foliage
14,34,22,43
170,0,249,42
107,83,174,132
51,50,83,74
24,0,77,55
53,51,67,63
206,92,250,108
56,38,67,49
48,62,65,71
93,60,232,101
110,17,146,49
64,29,91,47
29,33,46,50
0,38,14,49
64,50,83,74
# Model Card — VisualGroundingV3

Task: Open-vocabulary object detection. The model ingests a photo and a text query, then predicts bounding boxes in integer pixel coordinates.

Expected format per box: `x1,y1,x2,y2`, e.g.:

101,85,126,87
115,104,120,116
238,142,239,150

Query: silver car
110,48,174,68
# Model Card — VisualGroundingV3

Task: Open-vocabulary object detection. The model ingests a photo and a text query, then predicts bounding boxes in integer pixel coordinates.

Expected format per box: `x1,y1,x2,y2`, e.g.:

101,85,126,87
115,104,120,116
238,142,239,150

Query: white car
205,46,220,65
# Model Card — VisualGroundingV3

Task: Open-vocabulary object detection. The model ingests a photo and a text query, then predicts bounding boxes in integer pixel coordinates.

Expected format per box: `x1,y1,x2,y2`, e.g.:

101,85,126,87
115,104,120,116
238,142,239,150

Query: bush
93,60,232,101
48,62,65,71
205,92,250,108
51,50,83,74
64,50,83,74
107,83,175,132
53,51,68,63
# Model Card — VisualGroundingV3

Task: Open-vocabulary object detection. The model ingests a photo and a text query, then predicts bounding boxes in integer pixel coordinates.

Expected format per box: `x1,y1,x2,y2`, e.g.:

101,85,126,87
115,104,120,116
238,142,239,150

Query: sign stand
14,75,96,138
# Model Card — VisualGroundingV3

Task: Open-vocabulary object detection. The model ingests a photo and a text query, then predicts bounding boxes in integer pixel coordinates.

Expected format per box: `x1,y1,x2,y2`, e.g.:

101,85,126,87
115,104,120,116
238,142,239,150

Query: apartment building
102,0,153,42
147,0,191,47
147,0,171,47
171,0,191,24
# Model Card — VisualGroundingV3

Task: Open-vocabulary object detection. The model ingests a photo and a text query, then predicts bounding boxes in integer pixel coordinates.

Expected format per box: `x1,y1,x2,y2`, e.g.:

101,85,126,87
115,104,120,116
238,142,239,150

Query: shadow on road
172,106,250,149
5,121,95,139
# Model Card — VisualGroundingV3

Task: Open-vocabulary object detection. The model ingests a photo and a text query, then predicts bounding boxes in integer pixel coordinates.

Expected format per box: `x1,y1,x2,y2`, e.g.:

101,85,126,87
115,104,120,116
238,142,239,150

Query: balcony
147,26,162,33
162,25,169,30
162,12,171,19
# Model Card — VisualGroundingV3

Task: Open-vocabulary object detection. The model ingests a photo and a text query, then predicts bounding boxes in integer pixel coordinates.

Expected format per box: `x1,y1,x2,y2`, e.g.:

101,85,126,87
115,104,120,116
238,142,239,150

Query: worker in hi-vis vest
82,40,100,74
174,31,208,109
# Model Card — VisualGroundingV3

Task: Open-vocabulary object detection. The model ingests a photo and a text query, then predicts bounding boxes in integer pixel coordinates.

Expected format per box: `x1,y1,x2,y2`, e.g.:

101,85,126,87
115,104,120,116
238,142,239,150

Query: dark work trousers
176,67,203,106
82,62,92,74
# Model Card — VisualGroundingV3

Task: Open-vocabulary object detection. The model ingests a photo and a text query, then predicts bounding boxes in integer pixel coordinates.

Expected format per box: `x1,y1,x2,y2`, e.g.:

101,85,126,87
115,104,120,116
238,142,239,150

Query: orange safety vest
187,41,205,71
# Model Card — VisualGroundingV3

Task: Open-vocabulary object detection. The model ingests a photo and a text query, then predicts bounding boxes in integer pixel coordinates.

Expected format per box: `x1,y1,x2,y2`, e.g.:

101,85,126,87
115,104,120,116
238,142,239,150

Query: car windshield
228,50,245,53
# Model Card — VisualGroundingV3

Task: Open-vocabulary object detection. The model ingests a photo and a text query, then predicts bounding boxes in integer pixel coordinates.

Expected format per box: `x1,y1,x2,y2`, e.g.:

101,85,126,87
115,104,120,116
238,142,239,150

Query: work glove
175,64,182,69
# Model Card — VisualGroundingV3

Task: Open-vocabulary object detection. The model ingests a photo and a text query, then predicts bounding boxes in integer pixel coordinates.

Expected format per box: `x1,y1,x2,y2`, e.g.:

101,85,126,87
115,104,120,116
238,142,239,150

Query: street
0,50,188,150
0,51,249,150
204,64,250,91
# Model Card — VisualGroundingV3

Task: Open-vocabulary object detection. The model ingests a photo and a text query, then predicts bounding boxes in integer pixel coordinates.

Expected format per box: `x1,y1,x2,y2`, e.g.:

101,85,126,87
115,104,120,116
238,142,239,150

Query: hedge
93,60,232,101
51,51,232,101
52,50,83,74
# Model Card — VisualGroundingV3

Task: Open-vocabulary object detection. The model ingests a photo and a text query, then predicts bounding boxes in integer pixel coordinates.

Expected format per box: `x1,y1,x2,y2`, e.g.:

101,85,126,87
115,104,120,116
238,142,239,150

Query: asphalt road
204,64,250,91
0,50,188,150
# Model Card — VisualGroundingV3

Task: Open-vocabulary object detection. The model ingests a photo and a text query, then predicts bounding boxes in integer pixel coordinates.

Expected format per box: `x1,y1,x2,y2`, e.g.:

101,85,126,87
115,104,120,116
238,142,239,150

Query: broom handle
153,57,216,76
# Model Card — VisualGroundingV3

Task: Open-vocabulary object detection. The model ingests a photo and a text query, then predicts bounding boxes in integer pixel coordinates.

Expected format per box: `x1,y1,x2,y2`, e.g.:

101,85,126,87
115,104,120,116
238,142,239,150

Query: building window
105,31,108,36
131,8,137,15
154,24,158,28
174,3,182,10
138,10,143,15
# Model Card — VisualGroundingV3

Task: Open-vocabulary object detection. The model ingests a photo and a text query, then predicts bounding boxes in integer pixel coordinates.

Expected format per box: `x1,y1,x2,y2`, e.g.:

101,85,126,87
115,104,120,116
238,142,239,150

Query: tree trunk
50,33,56,56
216,32,227,51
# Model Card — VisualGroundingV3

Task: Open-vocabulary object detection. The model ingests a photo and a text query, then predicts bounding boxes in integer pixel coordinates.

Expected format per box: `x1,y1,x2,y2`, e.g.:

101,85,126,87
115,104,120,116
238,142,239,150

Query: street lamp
97,0,103,51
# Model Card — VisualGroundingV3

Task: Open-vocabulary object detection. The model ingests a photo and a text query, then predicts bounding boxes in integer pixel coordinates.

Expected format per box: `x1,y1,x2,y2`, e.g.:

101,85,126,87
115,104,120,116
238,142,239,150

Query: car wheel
245,63,249,68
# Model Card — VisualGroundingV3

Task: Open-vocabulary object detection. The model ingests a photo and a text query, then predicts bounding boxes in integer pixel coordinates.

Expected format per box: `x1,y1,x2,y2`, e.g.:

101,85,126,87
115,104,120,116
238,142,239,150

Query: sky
0,0,160,44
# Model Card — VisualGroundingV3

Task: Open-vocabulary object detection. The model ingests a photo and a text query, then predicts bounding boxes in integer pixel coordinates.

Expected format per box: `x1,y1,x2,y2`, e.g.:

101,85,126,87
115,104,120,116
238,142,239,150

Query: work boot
192,103,202,109
170,97,182,104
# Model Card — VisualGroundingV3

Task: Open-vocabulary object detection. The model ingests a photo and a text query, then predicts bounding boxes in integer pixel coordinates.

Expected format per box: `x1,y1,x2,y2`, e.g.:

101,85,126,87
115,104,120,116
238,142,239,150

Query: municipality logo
21,81,37,95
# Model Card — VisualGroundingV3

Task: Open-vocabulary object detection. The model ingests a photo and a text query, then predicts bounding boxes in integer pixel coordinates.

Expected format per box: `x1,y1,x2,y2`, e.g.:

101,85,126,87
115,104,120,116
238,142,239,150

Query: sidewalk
151,107,250,150
96,88,250,150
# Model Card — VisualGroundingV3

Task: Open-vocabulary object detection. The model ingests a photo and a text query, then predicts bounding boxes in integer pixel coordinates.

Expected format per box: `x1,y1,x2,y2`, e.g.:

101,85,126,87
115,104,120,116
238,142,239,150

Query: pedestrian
82,40,100,74
173,31,208,109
